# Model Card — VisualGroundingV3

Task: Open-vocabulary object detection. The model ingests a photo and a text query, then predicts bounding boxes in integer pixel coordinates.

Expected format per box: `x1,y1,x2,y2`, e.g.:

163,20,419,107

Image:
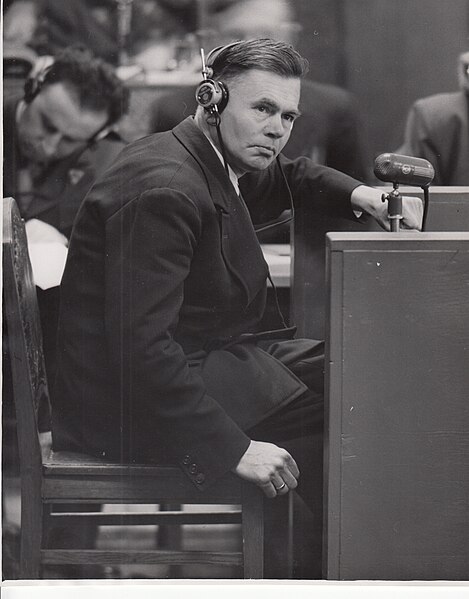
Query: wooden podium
291,186,469,340
323,232,469,580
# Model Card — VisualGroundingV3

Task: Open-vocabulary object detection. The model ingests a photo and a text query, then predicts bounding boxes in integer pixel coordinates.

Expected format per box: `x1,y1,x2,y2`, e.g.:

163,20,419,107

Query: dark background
293,0,469,165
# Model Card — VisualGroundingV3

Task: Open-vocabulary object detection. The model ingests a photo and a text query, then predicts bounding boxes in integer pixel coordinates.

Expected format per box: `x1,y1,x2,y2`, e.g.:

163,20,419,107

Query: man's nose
41,132,62,157
265,114,285,138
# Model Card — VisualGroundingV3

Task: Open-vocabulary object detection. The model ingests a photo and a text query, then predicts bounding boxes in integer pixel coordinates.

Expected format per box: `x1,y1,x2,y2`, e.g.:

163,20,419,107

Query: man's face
17,82,109,165
216,69,301,177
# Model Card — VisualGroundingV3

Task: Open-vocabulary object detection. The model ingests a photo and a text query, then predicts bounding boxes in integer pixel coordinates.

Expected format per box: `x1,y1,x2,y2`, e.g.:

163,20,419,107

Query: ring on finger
274,482,286,491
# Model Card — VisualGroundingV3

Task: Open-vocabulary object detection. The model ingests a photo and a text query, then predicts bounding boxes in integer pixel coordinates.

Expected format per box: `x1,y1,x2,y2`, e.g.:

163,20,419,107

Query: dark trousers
246,337,326,579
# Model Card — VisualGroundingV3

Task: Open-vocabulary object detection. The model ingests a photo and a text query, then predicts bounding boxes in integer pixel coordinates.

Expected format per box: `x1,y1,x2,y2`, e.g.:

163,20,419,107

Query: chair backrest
2,197,50,473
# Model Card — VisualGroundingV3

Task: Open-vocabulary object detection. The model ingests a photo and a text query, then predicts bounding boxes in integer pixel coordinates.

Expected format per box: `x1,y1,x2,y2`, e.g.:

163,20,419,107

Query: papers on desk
261,244,291,287
28,243,68,290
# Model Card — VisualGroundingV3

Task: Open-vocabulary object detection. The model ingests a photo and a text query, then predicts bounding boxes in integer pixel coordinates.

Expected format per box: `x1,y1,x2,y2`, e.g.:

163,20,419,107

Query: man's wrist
350,184,382,216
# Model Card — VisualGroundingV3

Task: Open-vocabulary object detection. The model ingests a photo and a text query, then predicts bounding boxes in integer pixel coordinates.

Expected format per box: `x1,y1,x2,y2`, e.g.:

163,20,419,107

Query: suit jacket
397,91,469,185
3,96,127,238
150,79,369,181
52,117,359,489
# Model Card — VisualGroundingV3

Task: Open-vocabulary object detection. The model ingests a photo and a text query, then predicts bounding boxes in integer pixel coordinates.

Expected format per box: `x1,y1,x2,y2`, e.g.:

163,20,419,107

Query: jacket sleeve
240,155,362,225
104,187,251,489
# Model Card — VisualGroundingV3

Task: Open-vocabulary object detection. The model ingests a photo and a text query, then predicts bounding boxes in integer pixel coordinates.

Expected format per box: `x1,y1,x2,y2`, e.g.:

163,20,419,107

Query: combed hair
210,38,309,83
42,46,130,125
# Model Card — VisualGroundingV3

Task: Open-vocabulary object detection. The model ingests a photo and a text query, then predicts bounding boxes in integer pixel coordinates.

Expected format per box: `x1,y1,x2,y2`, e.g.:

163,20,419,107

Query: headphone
195,41,243,116
23,57,114,145
24,59,53,104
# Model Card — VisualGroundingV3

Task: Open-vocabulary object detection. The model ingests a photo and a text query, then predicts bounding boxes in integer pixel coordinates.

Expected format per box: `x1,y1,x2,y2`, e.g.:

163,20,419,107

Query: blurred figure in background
397,50,469,185
3,0,292,68
4,45,130,383
3,0,193,66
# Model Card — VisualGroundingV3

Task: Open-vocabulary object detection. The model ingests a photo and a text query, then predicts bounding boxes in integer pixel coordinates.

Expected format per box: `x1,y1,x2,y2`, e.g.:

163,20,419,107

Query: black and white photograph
2,1,469,597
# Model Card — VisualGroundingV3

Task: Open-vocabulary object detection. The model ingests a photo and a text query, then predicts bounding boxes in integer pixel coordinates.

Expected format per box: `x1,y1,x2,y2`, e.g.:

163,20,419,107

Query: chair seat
39,433,244,503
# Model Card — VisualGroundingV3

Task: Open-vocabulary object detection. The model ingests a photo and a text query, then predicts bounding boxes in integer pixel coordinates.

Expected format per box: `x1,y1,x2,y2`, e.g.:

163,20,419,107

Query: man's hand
351,185,423,231
232,440,299,498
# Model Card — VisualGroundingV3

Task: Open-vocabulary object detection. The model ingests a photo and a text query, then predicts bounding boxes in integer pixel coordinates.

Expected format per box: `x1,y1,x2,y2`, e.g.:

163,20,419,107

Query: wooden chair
2,196,279,580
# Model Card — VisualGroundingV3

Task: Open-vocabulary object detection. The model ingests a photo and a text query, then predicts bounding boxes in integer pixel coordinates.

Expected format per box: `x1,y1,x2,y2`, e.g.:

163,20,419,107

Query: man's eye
44,121,57,134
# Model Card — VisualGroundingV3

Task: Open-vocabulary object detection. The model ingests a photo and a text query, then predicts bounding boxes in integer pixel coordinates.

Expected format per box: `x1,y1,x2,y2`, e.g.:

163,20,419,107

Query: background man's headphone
195,41,243,115
24,56,55,104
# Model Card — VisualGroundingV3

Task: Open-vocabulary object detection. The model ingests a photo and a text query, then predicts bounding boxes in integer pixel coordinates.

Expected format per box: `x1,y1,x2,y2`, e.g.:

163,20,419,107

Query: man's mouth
252,145,276,155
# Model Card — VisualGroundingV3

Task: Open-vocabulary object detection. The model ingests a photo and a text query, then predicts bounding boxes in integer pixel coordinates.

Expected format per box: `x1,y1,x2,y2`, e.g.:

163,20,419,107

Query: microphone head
374,153,435,187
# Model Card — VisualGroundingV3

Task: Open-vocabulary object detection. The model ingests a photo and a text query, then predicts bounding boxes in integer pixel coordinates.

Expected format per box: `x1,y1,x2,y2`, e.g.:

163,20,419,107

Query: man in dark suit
52,39,421,577
397,50,469,185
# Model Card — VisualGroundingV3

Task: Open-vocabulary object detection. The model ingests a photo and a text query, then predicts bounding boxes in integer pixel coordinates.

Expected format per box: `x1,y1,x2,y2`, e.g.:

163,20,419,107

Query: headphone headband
205,41,243,70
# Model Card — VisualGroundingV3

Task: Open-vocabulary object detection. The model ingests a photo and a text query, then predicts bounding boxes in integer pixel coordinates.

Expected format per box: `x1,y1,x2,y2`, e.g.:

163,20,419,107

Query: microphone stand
381,183,403,232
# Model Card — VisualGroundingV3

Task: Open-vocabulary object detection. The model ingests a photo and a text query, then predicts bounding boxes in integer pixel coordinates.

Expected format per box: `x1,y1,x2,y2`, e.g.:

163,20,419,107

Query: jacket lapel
172,118,268,306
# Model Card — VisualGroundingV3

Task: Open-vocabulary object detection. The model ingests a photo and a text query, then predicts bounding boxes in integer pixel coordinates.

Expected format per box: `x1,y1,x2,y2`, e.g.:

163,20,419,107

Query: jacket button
182,455,191,465
189,464,198,474
195,473,205,484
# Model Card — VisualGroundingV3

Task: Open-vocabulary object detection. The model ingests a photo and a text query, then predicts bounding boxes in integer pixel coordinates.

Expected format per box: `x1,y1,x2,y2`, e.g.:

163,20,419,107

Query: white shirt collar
203,133,240,195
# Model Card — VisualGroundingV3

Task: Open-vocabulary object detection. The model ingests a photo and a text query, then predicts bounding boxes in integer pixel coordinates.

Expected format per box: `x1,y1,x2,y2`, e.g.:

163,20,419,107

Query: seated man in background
3,45,130,382
52,38,422,578
397,50,469,185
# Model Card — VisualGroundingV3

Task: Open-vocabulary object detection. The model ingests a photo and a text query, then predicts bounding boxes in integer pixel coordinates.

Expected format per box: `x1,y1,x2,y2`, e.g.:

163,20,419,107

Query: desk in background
261,244,291,288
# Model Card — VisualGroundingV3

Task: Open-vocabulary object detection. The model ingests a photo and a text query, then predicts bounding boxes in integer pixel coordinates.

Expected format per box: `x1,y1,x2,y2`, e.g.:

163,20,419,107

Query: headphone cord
213,111,230,178
421,185,430,232
254,156,295,233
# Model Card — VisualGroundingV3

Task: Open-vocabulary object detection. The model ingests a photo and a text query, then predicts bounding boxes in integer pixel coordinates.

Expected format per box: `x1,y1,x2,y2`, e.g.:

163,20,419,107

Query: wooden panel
324,232,469,580
41,549,243,566
293,0,345,85
292,187,469,340
291,201,380,340
381,186,469,232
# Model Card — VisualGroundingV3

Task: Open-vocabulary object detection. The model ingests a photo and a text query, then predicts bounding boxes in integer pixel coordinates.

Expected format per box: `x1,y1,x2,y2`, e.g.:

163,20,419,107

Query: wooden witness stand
323,232,469,579
291,187,469,580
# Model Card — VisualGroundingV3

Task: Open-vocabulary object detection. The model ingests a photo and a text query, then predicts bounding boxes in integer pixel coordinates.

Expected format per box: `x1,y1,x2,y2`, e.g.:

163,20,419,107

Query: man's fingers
259,480,278,498
279,468,298,490
284,453,300,479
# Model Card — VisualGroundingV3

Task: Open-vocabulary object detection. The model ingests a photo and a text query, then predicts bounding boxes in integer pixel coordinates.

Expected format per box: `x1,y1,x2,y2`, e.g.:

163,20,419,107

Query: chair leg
274,492,294,578
157,503,183,578
19,486,43,578
241,482,264,579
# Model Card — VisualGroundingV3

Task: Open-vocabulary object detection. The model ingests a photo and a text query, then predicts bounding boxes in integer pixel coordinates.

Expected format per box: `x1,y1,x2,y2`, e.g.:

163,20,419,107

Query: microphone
374,153,435,187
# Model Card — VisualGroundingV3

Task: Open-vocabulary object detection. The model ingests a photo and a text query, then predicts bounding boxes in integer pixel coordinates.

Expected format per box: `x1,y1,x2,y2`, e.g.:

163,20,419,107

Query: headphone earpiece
195,41,243,117
24,61,53,103
195,79,228,114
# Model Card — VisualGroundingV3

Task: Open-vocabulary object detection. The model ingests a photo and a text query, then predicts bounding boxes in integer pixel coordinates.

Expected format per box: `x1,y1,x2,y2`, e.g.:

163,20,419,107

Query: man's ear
458,51,469,92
